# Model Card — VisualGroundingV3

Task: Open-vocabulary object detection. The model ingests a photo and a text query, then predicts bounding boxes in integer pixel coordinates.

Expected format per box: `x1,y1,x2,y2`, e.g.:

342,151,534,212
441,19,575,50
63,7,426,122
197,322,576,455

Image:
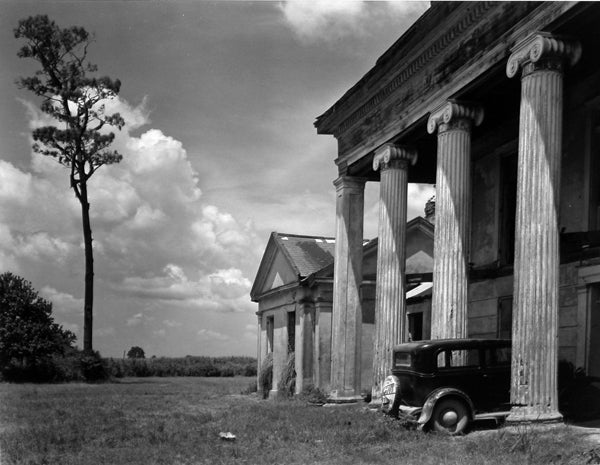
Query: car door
480,346,512,411
434,348,485,407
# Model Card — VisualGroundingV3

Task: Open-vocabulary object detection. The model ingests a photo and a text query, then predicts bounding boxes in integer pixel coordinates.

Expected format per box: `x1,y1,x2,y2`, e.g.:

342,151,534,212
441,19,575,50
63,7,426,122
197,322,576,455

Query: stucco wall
471,153,500,266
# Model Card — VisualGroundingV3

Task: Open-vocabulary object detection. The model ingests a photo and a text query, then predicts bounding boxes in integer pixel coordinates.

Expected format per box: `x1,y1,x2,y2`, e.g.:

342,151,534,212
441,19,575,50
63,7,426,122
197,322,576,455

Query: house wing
251,232,336,301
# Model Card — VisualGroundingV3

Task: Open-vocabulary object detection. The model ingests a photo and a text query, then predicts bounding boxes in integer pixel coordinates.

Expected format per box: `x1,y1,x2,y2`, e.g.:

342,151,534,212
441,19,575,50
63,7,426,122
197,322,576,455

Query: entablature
315,1,583,179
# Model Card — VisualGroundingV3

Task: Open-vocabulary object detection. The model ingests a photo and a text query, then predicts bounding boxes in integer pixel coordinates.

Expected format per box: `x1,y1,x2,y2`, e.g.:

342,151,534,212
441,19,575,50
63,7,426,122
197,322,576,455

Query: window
486,347,512,366
497,296,513,339
394,352,412,368
437,349,480,368
266,316,274,353
287,311,295,353
499,154,518,265
408,312,423,341
589,110,600,230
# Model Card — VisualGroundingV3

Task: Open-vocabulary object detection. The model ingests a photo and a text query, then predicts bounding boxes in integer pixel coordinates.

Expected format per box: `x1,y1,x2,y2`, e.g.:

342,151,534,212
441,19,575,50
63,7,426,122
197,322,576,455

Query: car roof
392,338,511,353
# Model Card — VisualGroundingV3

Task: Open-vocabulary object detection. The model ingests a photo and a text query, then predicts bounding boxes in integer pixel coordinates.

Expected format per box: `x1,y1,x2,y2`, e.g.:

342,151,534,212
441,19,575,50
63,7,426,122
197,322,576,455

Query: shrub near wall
104,356,257,378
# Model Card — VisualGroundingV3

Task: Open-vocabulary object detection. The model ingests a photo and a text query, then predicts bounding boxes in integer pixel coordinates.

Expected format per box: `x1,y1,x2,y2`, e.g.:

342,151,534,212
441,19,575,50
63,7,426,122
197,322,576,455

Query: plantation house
253,1,600,424
251,214,434,398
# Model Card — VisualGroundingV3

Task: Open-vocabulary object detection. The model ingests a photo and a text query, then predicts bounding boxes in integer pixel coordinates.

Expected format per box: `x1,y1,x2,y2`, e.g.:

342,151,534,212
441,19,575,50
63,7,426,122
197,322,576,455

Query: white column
427,101,483,340
330,176,367,402
295,295,314,394
256,313,265,393
315,297,332,392
370,144,417,405
506,32,581,424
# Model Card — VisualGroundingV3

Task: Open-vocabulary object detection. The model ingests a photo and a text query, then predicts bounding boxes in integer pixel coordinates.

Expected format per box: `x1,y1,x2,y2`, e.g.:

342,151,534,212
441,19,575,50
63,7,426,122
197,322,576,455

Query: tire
430,398,470,435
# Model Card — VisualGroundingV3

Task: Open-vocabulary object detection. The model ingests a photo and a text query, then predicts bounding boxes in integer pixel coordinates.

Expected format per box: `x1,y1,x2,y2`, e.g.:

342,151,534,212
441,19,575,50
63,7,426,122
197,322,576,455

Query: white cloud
280,1,429,44
120,264,254,314
40,286,83,315
126,313,145,327
96,327,116,337
163,319,183,328
197,329,229,342
0,160,32,204
209,268,251,299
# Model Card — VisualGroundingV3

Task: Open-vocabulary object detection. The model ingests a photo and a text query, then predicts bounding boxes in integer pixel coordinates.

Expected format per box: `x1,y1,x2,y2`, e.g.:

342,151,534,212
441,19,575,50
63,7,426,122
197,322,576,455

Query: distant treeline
104,356,257,378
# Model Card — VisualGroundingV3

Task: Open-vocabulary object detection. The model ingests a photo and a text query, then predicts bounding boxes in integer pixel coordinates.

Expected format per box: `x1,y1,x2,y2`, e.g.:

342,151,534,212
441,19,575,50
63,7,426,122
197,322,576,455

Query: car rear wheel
431,398,470,435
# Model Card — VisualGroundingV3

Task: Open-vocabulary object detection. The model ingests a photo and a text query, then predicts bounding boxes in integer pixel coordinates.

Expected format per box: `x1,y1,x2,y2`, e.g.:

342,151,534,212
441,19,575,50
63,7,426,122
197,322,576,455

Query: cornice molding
326,2,495,137
427,100,484,135
506,32,581,79
333,175,368,192
372,143,417,171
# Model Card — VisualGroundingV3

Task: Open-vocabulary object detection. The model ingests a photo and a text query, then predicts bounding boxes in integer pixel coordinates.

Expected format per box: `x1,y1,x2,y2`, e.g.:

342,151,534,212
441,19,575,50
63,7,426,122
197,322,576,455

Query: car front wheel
430,398,470,435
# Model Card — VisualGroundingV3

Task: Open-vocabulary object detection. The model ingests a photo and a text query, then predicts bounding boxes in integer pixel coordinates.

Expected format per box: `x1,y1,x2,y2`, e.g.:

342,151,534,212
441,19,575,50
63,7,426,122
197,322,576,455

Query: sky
0,0,433,358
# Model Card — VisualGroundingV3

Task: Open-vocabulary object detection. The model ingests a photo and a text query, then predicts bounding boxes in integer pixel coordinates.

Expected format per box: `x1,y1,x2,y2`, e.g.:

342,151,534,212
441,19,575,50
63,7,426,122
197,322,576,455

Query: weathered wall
559,263,579,364
466,265,581,366
257,291,295,394
361,283,376,392
468,276,513,339
315,286,333,391
471,153,500,266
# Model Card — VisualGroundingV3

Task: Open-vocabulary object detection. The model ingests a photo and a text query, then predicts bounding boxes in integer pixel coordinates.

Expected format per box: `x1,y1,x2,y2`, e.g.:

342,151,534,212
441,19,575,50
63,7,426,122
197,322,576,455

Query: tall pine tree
15,15,125,352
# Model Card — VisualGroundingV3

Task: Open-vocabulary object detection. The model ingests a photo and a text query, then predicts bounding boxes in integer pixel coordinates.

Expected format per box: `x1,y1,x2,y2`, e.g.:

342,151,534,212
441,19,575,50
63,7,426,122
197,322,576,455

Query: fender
417,388,474,427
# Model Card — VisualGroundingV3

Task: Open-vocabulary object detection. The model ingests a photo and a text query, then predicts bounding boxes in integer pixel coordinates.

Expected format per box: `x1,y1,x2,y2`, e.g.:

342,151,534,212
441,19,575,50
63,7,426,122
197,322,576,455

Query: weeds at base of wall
258,352,273,399
277,352,296,399
298,384,328,404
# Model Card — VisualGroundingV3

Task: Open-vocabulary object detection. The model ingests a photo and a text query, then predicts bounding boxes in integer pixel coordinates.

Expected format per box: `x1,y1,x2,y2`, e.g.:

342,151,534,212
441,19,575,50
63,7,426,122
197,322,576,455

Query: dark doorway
589,285,600,378
409,312,423,341
287,311,296,353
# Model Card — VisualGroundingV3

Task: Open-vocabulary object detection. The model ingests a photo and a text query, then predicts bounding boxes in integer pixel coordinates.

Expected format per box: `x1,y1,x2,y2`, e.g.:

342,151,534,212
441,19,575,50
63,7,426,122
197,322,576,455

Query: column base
368,394,383,410
506,406,563,425
327,390,364,404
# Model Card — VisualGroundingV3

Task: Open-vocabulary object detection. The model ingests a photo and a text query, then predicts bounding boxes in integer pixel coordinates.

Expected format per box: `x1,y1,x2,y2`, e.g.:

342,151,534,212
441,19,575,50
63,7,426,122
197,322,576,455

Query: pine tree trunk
79,180,94,353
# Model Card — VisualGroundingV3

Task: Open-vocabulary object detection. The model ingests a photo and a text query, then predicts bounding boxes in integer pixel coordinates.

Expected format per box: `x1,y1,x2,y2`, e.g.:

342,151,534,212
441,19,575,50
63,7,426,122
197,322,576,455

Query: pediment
251,239,300,301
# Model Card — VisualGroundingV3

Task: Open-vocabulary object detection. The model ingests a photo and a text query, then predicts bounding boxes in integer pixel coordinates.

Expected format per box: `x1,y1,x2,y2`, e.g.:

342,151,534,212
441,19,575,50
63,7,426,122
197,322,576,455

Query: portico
315,2,600,420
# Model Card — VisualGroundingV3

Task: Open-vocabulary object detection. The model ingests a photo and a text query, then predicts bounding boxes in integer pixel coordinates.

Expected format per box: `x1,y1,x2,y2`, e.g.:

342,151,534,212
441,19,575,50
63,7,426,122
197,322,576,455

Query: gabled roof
276,233,336,277
406,216,434,238
304,216,434,284
250,232,336,301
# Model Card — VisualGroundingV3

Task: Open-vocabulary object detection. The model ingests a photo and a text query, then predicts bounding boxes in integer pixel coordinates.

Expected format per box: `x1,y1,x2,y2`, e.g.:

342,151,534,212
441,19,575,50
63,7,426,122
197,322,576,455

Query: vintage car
381,338,512,434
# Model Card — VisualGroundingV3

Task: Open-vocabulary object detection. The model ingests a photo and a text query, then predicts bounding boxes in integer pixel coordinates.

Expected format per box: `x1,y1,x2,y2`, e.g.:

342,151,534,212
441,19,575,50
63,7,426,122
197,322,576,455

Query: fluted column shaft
506,33,581,423
330,176,367,401
257,314,265,393
295,297,314,394
428,101,483,340
370,144,417,404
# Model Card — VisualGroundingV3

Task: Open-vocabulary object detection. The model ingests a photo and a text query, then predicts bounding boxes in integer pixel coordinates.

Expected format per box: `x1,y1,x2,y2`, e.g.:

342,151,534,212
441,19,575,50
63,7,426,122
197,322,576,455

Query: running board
474,411,511,422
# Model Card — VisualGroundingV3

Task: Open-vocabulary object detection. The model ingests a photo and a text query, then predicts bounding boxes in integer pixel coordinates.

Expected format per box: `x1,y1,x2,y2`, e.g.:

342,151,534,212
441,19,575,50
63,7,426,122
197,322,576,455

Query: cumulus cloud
280,0,429,43
126,312,155,327
40,286,83,315
96,327,116,337
0,95,260,355
197,329,229,342
120,264,253,314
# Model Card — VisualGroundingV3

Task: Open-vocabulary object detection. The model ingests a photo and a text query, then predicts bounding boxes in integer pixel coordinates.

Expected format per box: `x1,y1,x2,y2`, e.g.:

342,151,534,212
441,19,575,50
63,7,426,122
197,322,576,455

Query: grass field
0,377,598,465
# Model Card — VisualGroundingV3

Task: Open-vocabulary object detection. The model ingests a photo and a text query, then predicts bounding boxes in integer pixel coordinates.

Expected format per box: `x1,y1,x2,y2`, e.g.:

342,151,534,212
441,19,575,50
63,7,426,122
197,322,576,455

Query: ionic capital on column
333,175,367,194
427,100,484,135
372,143,417,172
506,32,581,79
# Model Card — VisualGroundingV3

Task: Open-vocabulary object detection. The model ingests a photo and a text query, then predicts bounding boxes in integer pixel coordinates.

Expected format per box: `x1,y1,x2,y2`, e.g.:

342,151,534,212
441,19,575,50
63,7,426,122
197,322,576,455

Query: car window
394,352,411,368
437,349,480,369
486,347,512,366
